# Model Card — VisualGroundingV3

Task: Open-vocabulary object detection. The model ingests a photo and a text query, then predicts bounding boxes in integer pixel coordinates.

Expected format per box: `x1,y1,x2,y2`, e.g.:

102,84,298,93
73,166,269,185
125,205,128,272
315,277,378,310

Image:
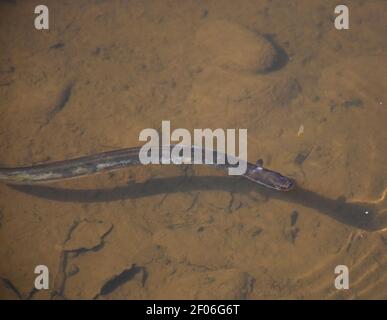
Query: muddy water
0,0,386,299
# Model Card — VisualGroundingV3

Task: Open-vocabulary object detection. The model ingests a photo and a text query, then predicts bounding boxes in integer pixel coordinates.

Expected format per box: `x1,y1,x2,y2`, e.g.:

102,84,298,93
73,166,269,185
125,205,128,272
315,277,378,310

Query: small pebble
297,125,304,137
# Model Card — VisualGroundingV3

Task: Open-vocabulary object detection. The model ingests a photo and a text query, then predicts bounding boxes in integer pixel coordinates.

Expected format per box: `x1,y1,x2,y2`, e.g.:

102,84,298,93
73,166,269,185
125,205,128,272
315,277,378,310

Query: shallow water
0,0,386,299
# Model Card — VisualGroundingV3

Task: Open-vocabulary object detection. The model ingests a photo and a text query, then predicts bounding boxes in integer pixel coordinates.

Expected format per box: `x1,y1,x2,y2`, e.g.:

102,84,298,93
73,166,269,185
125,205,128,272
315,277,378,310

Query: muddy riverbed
0,0,386,299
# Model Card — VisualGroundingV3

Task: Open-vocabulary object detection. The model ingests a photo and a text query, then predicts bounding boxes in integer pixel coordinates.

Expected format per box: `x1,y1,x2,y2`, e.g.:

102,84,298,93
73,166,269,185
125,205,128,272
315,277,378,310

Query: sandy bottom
0,0,386,299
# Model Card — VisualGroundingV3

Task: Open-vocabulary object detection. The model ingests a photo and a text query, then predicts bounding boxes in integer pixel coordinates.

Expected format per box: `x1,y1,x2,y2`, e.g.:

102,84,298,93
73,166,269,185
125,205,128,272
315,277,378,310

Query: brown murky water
0,0,386,299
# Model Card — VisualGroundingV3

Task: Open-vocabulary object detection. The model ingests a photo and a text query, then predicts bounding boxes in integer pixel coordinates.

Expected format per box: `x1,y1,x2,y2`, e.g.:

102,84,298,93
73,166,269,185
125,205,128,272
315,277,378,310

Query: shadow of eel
8,175,386,232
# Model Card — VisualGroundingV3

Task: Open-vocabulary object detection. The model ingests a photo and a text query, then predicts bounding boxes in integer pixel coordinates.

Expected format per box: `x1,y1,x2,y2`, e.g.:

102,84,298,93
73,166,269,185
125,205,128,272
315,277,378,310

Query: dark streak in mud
65,222,114,254
0,81,13,87
26,287,38,300
290,210,299,226
1,277,22,299
50,221,114,298
294,149,313,165
46,82,74,123
184,192,200,212
342,98,363,109
50,42,65,50
261,33,289,73
96,265,146,298
51,220,80,299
